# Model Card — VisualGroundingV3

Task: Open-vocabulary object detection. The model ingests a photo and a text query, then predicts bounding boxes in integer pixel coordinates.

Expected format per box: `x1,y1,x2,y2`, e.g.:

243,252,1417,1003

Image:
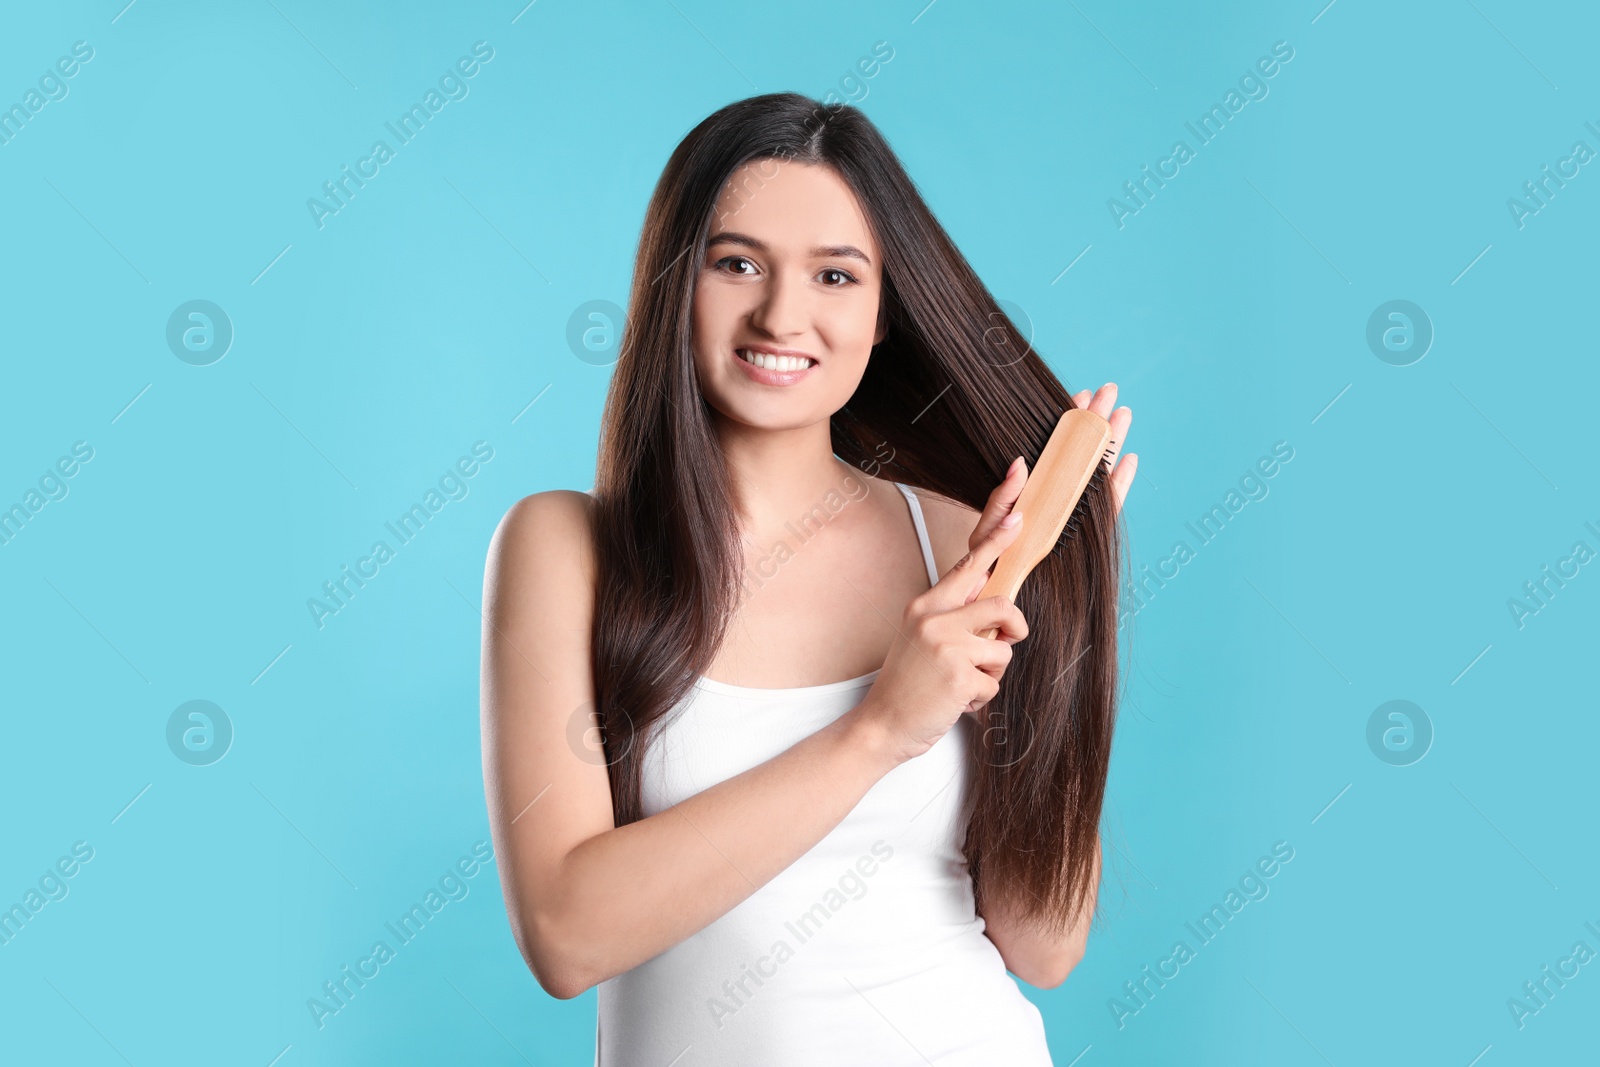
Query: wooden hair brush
975,407,1113,640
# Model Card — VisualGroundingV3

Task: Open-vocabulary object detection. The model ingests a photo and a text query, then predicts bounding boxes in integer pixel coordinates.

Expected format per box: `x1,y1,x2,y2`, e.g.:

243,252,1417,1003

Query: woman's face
691,159,887,431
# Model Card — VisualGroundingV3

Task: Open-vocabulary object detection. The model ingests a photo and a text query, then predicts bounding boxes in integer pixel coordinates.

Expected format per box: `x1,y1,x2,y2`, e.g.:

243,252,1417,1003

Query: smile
732,347,818,386
737,348,816,371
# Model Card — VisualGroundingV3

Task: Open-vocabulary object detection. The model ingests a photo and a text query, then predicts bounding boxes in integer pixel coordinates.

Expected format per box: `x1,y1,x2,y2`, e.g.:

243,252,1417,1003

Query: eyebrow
706,231,874,267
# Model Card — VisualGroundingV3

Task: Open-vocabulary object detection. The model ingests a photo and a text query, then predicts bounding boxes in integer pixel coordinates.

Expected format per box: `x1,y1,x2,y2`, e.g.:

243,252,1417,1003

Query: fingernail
1001,512,1021,528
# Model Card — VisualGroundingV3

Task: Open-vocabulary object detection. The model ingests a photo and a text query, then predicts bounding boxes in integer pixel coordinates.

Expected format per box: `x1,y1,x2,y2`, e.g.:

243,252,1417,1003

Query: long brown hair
591,91,1125,940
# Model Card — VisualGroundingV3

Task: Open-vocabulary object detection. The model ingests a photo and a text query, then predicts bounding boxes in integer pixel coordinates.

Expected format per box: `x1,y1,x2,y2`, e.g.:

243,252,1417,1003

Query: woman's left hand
1073,382,1135,514
968,383,1137,550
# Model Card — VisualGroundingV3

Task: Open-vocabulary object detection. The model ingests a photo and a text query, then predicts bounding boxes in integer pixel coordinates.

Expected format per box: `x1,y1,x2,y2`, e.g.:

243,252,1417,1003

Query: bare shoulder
903,485,981,576
490,489,595,554
484,489,597,616
494,488,594,524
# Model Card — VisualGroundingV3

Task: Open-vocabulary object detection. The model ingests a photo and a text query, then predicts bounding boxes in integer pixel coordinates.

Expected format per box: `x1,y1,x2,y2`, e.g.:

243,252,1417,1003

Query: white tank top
595,482,1055,1066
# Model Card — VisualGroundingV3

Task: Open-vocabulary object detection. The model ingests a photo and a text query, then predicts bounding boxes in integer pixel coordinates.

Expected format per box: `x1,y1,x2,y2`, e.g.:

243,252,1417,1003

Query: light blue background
2,1,1595,1063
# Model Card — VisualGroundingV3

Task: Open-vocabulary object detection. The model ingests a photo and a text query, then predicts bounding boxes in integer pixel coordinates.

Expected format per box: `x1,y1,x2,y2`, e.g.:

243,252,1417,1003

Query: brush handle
975,408,1112,640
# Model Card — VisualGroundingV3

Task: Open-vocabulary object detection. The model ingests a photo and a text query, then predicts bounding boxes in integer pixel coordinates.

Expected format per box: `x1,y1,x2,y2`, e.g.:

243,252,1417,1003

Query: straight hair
591,92,1125,941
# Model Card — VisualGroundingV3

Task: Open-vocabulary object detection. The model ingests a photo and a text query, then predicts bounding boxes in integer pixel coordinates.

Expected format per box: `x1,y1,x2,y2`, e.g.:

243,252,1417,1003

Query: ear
873,301,888,348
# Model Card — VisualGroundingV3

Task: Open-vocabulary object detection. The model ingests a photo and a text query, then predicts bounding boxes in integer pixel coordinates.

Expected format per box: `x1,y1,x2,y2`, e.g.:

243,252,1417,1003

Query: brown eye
716,255,756,275
820,268,857,286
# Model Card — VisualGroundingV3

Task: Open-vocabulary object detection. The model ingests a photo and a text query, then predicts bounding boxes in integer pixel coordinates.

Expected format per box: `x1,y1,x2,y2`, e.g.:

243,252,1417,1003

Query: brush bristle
1057,448,1117,544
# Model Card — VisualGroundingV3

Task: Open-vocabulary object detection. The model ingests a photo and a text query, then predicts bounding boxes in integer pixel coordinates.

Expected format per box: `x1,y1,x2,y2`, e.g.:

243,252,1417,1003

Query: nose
747,267,807,338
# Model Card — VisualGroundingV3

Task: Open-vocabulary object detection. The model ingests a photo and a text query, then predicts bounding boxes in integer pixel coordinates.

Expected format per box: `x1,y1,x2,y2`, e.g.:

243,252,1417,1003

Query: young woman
480,92,1135,1065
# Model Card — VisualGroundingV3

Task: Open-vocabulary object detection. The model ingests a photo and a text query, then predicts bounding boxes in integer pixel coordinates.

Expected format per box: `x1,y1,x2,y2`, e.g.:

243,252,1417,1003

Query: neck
716,416,863,541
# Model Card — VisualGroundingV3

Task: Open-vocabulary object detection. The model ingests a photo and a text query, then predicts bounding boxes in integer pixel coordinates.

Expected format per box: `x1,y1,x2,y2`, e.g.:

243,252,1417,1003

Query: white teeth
738,349,813,372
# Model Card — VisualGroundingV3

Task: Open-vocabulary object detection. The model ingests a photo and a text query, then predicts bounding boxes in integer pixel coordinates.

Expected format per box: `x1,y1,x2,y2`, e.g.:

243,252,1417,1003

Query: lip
731,346,818,387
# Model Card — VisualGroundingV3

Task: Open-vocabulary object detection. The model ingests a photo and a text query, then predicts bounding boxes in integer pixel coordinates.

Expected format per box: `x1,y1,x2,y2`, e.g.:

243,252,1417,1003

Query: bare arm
980,836,1102,988
479,492,901,1000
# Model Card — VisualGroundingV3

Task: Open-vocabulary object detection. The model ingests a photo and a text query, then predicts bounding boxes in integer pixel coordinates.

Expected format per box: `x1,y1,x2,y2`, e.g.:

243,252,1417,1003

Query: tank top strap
893,481,941,588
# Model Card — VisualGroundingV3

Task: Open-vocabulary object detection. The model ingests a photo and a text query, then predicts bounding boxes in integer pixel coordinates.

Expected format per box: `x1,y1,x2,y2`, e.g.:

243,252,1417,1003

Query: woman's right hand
850,471,1031,766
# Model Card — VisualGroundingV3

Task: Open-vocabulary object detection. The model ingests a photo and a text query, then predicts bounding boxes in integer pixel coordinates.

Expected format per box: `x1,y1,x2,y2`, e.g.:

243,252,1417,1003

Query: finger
965,630,1019,677
952,595,1029,643
1072,388,1092,409
1111,452,1137,513
968,457,1029,548
1104,404,1131,468
932,509,1025,608
964,677,1003,719
1087,382,1118,421
1103,404,1133,512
